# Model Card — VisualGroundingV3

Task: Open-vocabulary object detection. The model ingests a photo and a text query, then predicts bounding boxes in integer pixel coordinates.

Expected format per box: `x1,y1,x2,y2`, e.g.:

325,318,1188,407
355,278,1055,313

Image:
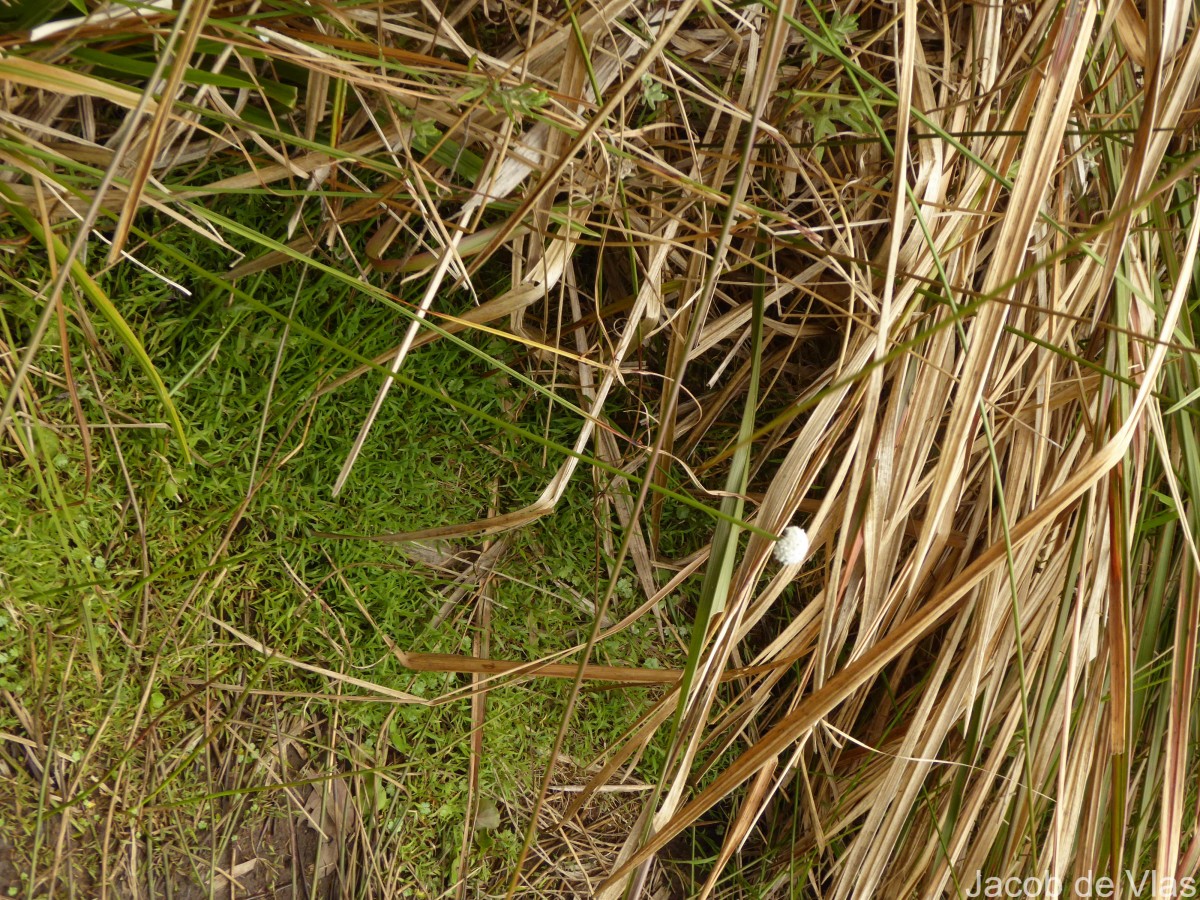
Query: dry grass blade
105,0,216,263
206,616,426,705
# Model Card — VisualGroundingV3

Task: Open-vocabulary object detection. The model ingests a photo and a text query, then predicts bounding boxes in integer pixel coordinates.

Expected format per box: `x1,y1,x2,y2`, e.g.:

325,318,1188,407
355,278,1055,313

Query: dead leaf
208,858,259,894
303,779,358,877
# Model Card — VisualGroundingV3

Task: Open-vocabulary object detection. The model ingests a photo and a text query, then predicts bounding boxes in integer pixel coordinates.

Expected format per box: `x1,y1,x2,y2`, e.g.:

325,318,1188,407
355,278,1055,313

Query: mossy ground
0,197,688,895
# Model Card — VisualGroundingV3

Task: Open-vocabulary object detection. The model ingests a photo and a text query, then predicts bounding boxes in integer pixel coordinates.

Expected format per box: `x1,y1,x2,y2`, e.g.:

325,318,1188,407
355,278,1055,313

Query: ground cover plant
1,0,1199,897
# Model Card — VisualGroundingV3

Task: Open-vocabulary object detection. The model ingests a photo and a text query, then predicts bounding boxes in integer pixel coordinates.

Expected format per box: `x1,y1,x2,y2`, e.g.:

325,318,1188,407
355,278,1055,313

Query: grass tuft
2,0,1200,897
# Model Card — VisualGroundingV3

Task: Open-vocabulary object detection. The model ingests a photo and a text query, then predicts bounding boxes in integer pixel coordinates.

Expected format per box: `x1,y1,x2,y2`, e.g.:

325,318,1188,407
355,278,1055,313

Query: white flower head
773,526,810,566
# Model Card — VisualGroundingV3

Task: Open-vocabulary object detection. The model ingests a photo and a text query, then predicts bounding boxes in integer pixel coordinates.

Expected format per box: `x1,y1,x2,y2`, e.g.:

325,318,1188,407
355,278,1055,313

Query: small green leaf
474,797,501,831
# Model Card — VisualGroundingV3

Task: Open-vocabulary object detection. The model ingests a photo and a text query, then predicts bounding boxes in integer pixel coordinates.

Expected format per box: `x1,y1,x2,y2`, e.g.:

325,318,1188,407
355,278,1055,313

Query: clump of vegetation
1,0,1198,897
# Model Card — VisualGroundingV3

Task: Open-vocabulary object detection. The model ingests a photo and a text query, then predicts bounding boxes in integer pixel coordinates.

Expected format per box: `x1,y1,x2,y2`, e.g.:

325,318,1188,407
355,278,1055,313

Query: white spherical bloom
773,526,810,565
